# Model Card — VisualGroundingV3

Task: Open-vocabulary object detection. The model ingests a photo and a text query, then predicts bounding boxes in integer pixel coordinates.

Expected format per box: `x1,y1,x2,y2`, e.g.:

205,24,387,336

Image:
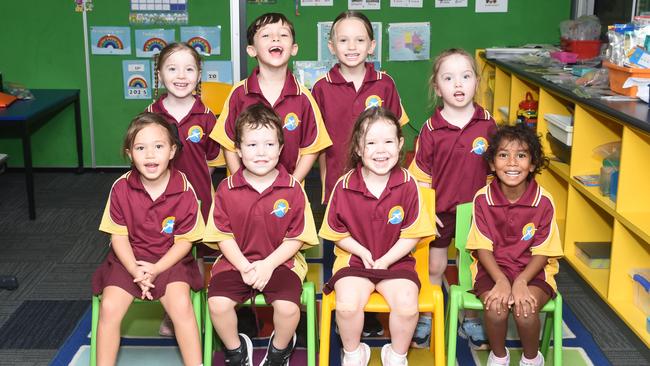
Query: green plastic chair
203,281,316,366
446,202,562,366
90,247,203,366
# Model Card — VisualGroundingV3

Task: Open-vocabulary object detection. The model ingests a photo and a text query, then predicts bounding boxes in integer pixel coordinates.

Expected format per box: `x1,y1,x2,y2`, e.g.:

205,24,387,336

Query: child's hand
434,215,444,237
372,257,389,270
240,266,257,286
135,260,159,286
483,278,511,315
358,249,375,269
511,279,537,318
250,259,274,291
135,277,154,300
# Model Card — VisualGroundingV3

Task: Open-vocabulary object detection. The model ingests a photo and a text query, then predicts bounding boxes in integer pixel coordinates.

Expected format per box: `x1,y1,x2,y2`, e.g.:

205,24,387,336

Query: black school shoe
259,331,296,366
362,312,384,337
224,333,253,366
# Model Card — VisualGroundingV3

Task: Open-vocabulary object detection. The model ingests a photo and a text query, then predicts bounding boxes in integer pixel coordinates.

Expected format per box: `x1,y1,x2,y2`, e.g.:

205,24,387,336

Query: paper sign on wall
91,27,131,55
388,22,430,61
202,61,233,84
435,0,467,8
135,29,175,58
181,26,221,56
348,0,380,10
475,0,508,13
390,0,423,7
123,60,152,99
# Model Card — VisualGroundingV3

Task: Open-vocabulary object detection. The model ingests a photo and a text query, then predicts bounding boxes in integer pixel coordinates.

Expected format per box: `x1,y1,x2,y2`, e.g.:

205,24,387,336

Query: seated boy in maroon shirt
204,103,319,366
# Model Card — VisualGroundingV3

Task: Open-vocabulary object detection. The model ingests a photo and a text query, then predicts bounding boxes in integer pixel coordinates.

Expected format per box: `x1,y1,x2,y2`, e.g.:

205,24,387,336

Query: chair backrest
454,202,474,290
413,187,436,285
201,81,232,116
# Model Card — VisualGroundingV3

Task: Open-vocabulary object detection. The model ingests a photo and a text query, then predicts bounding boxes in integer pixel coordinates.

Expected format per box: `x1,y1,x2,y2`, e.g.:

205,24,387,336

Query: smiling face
434,53,478,110
247,21,298,69
329,17,375,71
357,118,404,179
489,138,535,199
158,49,200,100
126,124,177,185
237,124,283,179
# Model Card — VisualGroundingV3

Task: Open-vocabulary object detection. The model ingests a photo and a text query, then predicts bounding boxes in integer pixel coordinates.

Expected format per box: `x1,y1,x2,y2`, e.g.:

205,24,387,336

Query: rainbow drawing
143,37,167,53
128,75,147,88
97,34,124,49
187,36,211,54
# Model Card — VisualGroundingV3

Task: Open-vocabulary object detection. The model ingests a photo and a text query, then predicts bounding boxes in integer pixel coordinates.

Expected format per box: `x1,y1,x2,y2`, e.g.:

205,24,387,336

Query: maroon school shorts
471,271,555,300
322,267,420,295
208,265,303,306
430,212,456,248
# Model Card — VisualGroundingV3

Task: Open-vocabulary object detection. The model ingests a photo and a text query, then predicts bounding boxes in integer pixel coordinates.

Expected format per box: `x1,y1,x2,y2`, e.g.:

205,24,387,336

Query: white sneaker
380,344,408,366
519,351,544,366
342,343,371,366
487,348,510,366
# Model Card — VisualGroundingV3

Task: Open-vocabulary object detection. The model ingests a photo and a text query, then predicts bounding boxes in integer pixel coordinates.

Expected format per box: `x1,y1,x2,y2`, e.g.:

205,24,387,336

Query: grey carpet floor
0,170,648,365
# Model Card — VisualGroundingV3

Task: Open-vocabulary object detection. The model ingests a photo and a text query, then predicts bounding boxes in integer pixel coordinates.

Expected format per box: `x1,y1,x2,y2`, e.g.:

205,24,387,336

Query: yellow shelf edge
548,159,570,181
564,255,609,299
608,298,650,347
570,178,617,216
615,214,650,244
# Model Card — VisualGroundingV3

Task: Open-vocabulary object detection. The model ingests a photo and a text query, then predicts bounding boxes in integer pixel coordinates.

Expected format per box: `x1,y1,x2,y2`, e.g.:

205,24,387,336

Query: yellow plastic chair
319,188,445,366
89,247,203,366
446,202,563,366
203,281,317,366
201,81,232,117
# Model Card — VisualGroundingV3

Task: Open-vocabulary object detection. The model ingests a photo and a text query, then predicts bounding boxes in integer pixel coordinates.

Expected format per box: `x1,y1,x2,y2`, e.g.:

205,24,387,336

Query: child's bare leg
480,292,509,357
270,300,300,348
376,279,419,354
513,286,550,359
429,247,448,286
160,282,201,366
97,286,134,366
208,296,240,349
334,276,374,352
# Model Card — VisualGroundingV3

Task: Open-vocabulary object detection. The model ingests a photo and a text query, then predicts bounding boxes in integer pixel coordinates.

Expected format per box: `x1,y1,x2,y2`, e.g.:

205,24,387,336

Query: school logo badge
187,125,204,143
283,113,300,131
470,137,488,155
161,216,176,234
521,223,536,241
270,199,290,218
365,95,383,109
387,206,404,225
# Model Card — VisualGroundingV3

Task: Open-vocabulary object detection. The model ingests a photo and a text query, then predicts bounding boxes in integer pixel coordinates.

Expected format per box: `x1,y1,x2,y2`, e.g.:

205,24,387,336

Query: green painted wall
0,0,570,167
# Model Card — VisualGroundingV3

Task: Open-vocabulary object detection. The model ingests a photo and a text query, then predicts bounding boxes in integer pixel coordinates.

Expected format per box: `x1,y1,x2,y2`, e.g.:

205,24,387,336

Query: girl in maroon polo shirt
92,113,204,366
320,107,435,366
467,124,562,366
148,42,221,336
408,48,497,348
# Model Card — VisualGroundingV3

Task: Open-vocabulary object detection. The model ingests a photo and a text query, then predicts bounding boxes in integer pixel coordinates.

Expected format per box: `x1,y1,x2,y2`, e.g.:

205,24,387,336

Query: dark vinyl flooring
0,169,648,365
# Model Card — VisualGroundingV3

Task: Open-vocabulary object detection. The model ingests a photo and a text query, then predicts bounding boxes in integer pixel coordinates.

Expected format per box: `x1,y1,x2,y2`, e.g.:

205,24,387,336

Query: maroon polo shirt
203,165,319,281
319,166,435,274
209,67,331,174
466,179,563,291
312,63,409,203
99,168,205,259
408,104,497,213
146,95,221,220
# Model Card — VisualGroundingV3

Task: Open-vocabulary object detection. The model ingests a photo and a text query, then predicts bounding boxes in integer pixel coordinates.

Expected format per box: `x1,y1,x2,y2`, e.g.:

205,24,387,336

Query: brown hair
428,48,478,107
122,112,182,161
153,42,202,99
246,13,295,46
485,124,548,180
234,103,284,149
347,107,403,171
330,10,374,41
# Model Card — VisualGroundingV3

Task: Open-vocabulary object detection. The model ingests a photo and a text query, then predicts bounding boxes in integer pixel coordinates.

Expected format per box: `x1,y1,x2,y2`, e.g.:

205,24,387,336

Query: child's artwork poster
475,0,507,13
348,0,380,10
135,29,175,58
388,23,430,61
180,26,221,56
129,0,188,25
435,0,467,7
293,61,334,90
123,60,152,99
317,22,382,63
301,0,333,5
91,27,131,55
202,61,233,84
390,0,423,7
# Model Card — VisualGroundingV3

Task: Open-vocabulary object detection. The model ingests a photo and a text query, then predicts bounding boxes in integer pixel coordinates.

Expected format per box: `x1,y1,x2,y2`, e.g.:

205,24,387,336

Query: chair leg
540,311,552,356
446,289,461,366
203,296,213,366
432,285,446,366
90,295,100,366
303,282,316,366
554,294,563,366
192,289,202,340
319,294,333,366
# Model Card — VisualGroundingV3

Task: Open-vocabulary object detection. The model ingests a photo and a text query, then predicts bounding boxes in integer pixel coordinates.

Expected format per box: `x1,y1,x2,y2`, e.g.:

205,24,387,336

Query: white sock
490,350,509,364
388,345,407,365
521,351,543,365
343,345,363,363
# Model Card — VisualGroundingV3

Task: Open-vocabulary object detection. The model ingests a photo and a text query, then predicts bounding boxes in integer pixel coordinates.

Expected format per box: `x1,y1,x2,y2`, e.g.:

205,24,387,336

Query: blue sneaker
410,315,431,348
458,318,489,350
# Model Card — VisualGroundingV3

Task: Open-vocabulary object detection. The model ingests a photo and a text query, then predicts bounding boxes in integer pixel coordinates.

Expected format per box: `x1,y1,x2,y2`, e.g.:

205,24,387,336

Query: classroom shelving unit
476,51,650,347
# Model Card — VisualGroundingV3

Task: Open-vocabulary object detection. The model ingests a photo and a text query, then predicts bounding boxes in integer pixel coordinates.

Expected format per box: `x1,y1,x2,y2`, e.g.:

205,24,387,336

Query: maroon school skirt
322,267,420,295
92,250,203,300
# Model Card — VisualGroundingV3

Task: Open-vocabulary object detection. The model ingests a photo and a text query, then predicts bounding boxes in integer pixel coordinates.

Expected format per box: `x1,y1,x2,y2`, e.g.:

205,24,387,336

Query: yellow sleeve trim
298,86,332,156
207,150,226,167
286,188,320,249
399,103,409,126
407,159,432,184
209,84,239,152
202,199,234,249
400,185,436,239
318,222,351,242
98,190,128,236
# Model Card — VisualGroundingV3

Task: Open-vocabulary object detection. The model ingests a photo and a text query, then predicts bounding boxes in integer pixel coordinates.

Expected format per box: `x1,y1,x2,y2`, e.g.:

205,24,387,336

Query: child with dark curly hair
466,124,563,366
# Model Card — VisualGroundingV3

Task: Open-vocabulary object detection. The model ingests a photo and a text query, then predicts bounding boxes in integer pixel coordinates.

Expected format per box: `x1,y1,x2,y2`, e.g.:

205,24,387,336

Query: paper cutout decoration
135,29,175,58
92,27,131,55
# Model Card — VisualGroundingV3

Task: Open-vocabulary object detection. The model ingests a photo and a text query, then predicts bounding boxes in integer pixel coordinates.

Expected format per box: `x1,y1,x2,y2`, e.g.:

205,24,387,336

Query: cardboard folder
0,92,17,108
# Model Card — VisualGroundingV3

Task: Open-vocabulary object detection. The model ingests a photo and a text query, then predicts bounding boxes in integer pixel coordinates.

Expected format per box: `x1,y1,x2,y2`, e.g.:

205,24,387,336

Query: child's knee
208,296,235,316
484,307,508,323
272,300,300,318
336,299,363,315
513,312,539,326
99,299,127,323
